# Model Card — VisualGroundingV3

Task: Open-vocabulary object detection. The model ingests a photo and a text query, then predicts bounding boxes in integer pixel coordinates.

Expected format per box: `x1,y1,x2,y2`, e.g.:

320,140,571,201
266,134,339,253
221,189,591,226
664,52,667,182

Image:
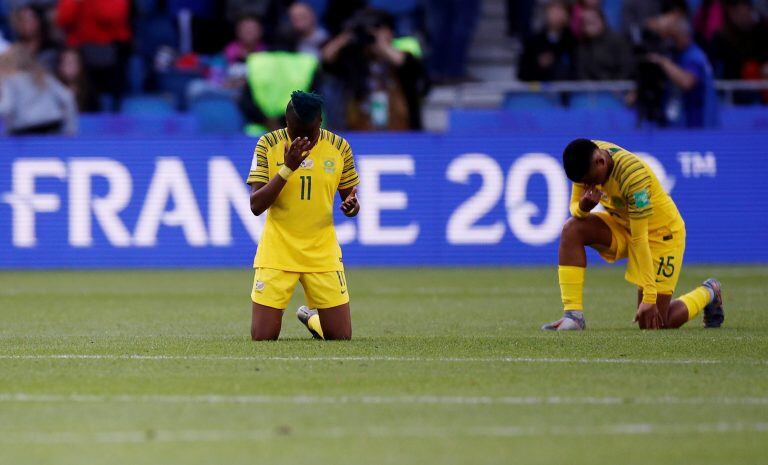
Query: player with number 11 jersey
246,91,360,341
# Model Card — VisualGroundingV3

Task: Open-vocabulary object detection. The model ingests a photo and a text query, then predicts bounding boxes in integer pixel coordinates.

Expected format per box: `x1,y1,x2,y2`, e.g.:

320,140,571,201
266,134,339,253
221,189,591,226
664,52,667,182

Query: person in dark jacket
518,0,576,81
575,8,634,80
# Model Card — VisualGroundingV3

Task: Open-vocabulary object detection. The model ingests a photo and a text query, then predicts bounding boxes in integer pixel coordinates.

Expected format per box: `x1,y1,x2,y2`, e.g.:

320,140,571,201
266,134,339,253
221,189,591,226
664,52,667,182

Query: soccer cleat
296,306,323,339
702,278,724,328
541,311,586,331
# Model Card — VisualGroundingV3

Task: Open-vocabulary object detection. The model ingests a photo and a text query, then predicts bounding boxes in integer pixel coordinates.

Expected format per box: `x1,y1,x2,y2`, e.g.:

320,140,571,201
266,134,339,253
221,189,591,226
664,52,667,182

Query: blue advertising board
0,132,766,268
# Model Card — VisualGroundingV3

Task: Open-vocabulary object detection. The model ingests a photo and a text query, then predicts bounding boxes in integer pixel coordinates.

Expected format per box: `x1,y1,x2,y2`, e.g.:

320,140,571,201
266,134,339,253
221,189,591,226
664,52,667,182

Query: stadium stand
0,0,765,136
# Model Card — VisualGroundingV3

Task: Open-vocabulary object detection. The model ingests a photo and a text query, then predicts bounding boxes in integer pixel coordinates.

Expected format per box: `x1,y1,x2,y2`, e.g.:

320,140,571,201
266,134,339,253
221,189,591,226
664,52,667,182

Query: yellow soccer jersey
570,140,684,235
569,140,685,302
246,128,360,272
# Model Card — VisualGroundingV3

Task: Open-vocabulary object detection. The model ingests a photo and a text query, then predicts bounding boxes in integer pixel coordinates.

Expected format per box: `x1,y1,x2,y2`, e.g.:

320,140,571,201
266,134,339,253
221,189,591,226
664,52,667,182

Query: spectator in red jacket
56,0,131,111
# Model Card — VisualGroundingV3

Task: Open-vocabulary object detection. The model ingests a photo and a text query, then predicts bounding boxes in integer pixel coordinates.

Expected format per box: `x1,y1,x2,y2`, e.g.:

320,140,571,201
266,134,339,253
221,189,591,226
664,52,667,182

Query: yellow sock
559,265,585,311
678,286,713,321
307,314,324,339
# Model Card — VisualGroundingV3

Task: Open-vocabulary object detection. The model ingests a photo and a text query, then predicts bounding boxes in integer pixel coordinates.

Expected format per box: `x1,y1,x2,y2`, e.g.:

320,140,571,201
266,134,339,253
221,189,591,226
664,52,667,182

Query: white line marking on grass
2,354,765,365
2,422,767,445
2,393,768,407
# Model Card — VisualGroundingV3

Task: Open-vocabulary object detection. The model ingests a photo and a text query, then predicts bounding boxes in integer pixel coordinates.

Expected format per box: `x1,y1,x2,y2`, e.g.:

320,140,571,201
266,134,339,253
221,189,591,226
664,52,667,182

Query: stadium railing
429,80,768,109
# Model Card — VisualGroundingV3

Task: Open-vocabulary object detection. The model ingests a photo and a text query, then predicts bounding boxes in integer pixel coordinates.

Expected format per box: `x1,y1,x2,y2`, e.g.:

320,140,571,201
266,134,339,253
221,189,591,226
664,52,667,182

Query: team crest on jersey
324,159,335,173
254,281,265,292
633,189,651,208
300,159,314,169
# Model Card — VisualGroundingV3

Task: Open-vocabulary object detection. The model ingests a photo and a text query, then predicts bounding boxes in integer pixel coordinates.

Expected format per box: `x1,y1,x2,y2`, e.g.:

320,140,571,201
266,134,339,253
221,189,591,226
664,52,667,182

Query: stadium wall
0,132,766,268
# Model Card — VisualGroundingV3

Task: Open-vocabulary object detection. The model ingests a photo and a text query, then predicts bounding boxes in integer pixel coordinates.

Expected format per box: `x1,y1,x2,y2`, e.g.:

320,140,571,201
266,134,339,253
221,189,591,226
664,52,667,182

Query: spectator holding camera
646,13,719,127
321,8,428,131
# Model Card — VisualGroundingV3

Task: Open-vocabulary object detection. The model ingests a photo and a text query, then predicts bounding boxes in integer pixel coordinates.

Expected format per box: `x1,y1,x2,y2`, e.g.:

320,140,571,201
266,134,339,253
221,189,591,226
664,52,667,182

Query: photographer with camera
320,8,428,131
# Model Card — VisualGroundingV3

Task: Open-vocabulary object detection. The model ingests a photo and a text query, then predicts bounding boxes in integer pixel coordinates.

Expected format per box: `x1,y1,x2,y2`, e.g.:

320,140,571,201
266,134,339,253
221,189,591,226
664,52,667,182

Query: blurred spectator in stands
518,0,575,81
0,45,77,135
56,0,131,112
226,0,294,42
225,14,267,65
570,0,602,38
175,1,228,54
646,13,719,127
620,0,664,43
756,0,768,18
10,5,57,71
425,0,479,84
185,14,264,103
55,47,98,112
712,0,768,84
286,2,328,59
507,0,538,39
693,0,725,50
575,8,634,80
321,8,429,130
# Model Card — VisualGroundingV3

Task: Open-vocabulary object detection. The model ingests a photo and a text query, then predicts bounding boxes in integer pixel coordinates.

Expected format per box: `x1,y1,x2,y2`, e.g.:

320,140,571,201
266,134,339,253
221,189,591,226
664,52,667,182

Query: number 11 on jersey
300,175,312,200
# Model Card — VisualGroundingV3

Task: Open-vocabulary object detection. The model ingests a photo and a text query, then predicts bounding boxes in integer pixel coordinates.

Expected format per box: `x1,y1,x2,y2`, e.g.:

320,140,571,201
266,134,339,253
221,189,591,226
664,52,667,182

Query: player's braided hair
290,90,324,124
562,138,598,183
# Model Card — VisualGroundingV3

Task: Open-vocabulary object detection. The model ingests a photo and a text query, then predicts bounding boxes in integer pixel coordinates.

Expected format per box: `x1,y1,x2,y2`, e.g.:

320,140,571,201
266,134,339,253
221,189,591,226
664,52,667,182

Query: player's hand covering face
284,137,315,170
579,186,603,212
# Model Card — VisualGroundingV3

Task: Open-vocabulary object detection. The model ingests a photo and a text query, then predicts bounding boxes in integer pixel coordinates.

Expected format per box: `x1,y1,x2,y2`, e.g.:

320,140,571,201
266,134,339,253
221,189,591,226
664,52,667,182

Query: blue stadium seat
189,94,244,134
121,95,176,116
503,93,560,110
158,71,202,111
569,92,626,110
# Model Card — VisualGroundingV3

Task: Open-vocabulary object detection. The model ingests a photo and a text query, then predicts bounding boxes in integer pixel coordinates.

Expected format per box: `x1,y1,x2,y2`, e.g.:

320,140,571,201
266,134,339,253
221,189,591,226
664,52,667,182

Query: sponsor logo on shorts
254,281,265,292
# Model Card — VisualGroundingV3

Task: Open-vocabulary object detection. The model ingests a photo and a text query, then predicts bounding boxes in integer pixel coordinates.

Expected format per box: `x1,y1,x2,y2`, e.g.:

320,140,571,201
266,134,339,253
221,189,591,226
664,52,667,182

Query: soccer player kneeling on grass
542,139,724,331
246,91,360,340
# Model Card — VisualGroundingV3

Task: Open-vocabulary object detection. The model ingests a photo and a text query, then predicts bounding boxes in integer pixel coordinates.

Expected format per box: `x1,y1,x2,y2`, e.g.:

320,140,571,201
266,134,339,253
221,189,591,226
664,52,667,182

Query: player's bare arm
249,136,314,216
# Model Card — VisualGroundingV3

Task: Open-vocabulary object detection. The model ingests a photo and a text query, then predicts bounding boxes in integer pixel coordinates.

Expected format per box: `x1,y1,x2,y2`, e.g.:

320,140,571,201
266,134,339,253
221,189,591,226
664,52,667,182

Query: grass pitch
1,266,767,464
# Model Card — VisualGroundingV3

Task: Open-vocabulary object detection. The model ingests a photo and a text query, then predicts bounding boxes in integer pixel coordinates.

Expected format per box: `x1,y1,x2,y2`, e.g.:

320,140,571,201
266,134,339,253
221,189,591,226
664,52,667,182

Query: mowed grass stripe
3,393,768,406
2,423,767,445
1,354,766,365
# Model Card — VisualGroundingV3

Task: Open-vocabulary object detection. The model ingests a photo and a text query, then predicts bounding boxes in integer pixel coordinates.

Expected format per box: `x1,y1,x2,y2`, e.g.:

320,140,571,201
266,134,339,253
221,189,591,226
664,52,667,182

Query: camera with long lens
633,29,669,126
